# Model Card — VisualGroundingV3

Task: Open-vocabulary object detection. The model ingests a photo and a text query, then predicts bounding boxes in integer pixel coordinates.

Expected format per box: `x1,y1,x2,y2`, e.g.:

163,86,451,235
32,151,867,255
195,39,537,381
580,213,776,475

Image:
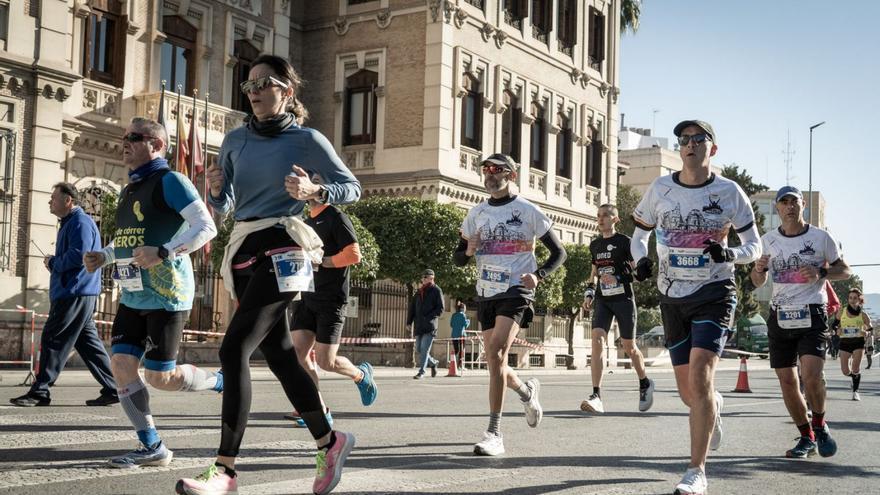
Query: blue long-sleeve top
209,123,361,219
47,206,102,301
450,310,470,338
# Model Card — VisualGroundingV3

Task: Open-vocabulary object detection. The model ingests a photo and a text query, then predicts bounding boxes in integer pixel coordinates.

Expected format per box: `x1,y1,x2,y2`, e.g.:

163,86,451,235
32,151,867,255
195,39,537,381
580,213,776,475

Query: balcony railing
134,91,247,149
555,176,572,201
460,148,482,175
343,145,375,170
586,185,601,207
81,80,123,122
529,169,547,194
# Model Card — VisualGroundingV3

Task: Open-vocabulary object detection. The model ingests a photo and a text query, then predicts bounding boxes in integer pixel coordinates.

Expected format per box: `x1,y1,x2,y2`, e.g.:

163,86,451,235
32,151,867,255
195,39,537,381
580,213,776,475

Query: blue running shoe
813,424,837,457
109,441,173,468
212,370,224,393
786,436,817,458
296,410,334,429
356,362,378,406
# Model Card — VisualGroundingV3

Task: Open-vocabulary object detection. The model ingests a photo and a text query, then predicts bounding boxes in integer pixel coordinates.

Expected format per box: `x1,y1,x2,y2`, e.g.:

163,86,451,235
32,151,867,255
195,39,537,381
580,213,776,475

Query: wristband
818,267,828,278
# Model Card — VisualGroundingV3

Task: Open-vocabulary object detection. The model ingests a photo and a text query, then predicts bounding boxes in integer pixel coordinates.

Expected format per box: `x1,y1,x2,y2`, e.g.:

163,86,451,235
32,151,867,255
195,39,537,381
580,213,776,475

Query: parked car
636,326,665,347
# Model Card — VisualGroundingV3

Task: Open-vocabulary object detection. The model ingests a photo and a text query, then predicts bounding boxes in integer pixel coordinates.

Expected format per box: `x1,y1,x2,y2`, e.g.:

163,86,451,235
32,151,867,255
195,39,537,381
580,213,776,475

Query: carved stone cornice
376,8,392,29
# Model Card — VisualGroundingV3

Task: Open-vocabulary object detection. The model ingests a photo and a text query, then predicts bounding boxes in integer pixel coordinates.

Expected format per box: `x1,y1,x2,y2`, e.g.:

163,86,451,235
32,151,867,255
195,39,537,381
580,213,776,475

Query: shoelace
315,450,328,477
196,464,220,482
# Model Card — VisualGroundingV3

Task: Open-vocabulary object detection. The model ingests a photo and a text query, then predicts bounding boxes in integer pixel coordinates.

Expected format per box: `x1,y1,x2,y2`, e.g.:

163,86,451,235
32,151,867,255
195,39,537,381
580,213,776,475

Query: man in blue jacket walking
10,183,117,407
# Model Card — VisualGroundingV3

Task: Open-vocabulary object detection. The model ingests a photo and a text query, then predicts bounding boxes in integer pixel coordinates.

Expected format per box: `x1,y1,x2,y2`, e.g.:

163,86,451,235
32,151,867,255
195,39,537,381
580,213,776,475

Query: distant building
752,190,826,231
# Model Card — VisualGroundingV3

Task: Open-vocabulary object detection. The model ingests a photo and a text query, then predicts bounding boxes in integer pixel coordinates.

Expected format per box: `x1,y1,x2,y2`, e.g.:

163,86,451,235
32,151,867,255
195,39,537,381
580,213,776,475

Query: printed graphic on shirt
762,226,839,306
462,196,552,298
633,174,754,300
590,233,633,300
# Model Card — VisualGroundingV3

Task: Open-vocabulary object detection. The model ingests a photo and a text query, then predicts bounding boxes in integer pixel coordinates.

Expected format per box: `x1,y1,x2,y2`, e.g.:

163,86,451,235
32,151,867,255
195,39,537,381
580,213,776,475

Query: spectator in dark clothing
10,183,117,407
407,269,445,379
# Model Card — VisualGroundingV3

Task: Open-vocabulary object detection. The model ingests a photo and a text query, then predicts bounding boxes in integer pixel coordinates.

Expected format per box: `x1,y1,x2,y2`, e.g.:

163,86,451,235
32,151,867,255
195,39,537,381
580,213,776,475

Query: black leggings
218,227,330,457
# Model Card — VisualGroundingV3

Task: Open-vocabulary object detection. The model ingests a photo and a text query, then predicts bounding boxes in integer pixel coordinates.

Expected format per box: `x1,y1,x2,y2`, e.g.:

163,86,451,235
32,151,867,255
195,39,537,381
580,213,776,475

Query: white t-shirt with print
633,173,756,300
461,196,553,300
762,225,839,307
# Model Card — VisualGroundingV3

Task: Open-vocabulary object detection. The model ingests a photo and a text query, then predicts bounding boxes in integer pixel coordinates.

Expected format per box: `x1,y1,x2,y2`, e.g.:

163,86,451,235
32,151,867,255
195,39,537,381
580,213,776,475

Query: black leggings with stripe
218,227,329,457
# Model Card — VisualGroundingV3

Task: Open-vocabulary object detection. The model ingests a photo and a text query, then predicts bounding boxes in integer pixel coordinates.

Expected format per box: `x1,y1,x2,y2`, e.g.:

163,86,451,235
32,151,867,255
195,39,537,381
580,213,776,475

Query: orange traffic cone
731,355,752,393
446,349,460,377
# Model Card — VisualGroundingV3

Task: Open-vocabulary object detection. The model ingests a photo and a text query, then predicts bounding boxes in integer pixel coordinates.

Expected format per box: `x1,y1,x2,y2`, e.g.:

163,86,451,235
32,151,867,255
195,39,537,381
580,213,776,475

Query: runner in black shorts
580,204,654,414
83,117,220,470
752,185,850,458
831,288,872,401
632,120,761,494
454,153,566,457
287,175,378,426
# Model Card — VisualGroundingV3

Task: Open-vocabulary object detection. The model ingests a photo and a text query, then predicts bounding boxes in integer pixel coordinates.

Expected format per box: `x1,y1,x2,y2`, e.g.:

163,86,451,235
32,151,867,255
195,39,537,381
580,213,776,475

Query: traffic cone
446,349,460,377
731,355,752,393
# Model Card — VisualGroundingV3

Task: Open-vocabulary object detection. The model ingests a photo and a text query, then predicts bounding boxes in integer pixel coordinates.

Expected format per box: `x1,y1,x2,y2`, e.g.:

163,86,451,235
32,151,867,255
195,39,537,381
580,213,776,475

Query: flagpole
158,80,167,158
190,89,198,183
176,84,183,172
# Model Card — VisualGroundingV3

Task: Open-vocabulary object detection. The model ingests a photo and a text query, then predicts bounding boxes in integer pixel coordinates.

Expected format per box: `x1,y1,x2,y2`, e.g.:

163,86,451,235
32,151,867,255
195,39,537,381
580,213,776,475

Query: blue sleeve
208,134,235,213
49,215,96,274
300,129,361,205
163,172,201,212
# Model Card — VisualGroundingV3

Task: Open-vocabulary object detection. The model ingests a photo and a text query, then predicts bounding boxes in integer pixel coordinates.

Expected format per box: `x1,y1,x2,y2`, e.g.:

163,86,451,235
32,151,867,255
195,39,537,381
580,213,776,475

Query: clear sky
619,0,880,293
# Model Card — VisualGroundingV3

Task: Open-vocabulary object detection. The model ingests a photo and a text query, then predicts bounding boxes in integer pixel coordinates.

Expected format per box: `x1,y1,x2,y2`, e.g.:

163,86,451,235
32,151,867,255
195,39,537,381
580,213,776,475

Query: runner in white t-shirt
453,153,567,457
752,185,851,459
631,120,761,495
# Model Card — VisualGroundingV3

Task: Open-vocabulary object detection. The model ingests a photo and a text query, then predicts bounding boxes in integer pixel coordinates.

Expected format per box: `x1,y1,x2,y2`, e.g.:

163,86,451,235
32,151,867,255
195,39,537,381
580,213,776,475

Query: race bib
271,250,314,293
477,264,511,298
598,266,624,296
777,305,812,330
842,327,860,337
668,248,711,281
112,258,144,292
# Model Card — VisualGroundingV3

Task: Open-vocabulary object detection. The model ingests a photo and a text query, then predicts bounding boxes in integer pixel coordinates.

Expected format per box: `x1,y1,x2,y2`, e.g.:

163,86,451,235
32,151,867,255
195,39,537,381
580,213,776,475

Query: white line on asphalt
0,440,316,489
723,399,784,408
0,425,219,450
0,412,116,426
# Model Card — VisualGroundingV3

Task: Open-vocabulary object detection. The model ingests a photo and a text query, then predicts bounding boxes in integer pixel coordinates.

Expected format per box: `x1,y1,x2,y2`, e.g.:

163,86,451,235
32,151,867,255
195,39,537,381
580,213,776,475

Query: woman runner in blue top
176,55,360,495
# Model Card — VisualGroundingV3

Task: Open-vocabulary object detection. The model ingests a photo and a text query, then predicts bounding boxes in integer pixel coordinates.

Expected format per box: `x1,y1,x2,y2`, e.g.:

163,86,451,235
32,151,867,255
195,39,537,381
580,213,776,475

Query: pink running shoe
313,431,355,495
175,464,238,495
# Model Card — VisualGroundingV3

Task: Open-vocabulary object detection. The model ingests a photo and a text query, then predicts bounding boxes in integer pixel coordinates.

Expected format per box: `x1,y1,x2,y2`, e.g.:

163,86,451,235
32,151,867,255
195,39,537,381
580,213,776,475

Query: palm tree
620,0,642,34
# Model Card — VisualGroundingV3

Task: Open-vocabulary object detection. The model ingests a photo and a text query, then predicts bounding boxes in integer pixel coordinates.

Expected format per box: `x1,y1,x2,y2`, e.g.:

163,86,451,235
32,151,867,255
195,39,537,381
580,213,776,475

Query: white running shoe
853,391,861,401
580,393,605,414
639,379,655,412
522,378,543,428
674,467,708,495
473,431,505,456
710,390,723,451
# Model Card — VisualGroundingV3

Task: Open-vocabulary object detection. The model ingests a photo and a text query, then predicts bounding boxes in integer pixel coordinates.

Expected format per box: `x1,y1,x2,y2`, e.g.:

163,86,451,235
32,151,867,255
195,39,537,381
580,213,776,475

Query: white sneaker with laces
710,390,723,451
853,391,861,401
674,467,708,495
473,431,504,456
522,378,543,428
580,393,604,414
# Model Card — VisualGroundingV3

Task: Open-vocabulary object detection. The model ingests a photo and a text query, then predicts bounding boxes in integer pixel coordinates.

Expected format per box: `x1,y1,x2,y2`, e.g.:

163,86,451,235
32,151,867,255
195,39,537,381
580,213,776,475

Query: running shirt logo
133,201,144,222
633,174,754,299
761,225,840,307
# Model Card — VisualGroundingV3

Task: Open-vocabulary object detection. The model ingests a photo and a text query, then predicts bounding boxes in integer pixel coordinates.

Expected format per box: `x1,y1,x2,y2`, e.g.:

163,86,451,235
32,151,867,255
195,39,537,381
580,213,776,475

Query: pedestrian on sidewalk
451,301,470,372
408,269,444,379
10,183,117,408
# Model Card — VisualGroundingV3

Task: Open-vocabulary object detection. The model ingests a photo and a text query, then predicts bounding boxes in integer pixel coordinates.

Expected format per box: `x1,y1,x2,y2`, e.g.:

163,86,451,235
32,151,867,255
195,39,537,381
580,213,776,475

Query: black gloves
703,239,735,263
634,257,654,282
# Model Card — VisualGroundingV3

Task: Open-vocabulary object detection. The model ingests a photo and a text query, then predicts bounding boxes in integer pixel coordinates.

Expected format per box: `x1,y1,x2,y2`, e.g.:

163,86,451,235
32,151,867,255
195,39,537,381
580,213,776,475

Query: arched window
530,102,546,171
232,39,260,114
344,69,378,146
460,73,482,150
556,113,572,179
500,90,521,162
160,16,197,95
586,126,603,188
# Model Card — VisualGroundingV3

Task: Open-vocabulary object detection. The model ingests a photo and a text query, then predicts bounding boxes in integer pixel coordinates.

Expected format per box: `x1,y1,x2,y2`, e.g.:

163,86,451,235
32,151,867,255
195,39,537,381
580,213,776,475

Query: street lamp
808,121,826,225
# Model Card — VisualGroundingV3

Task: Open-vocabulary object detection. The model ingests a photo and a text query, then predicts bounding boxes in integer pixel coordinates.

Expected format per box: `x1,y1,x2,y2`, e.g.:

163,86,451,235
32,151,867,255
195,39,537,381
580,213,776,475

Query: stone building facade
0,0,621,359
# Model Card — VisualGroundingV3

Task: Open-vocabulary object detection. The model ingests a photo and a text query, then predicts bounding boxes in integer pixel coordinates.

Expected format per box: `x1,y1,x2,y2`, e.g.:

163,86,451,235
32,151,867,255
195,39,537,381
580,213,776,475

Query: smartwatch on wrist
535,269,548,281
818,266,829,279
157,246,170,260
317,185,330,204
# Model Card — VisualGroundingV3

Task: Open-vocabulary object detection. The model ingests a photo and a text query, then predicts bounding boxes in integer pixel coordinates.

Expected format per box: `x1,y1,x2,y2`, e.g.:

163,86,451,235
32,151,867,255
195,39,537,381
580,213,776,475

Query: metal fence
342,280,412,340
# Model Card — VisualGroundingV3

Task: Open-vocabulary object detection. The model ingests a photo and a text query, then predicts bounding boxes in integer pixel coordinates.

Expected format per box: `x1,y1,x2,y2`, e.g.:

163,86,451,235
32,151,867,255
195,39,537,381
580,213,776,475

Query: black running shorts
591,298,637,340
291,298,346,345
767,304,829,368
477,297,533,331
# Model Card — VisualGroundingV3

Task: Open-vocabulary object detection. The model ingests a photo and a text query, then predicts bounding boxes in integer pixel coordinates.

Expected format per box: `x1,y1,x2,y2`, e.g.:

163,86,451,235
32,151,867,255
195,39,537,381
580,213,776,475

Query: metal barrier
0,307,38,386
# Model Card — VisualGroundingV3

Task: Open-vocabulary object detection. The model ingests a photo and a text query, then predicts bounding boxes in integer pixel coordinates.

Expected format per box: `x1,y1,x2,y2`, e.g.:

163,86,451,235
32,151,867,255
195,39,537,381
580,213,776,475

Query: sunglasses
122,132,156,143
677,133,710,146
240,75,290,95
481,164,508,175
